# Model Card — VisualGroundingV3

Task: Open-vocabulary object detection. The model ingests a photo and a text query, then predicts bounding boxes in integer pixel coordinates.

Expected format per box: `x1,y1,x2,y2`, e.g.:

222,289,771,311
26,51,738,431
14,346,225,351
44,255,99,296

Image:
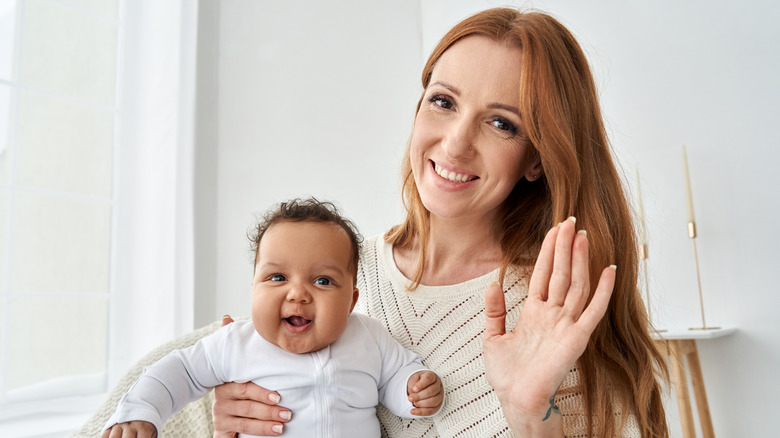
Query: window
0,1,197,436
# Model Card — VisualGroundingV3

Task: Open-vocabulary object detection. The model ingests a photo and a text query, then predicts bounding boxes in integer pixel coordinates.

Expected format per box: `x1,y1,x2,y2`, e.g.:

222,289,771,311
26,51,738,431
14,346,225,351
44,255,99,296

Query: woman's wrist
496,390,565,437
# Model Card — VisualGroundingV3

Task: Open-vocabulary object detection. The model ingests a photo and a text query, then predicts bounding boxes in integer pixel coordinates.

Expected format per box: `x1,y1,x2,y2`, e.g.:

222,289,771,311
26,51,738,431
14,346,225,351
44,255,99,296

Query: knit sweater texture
355,235,639,438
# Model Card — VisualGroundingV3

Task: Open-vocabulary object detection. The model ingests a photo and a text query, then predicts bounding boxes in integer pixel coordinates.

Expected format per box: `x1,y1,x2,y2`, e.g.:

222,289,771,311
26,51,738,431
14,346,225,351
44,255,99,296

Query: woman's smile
433,160,478,183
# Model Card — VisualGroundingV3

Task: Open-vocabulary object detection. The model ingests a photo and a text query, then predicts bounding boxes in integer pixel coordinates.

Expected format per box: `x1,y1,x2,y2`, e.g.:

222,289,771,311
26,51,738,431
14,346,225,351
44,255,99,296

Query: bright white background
201,1,779,437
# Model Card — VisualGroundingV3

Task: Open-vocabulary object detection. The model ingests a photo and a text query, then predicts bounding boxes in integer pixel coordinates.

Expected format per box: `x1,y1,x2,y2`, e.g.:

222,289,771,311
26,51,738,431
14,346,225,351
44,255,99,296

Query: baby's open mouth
285,316,312,327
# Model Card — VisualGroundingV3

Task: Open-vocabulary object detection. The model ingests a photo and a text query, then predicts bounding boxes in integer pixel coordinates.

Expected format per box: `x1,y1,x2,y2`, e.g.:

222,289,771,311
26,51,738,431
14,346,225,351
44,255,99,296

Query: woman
214,8,668,437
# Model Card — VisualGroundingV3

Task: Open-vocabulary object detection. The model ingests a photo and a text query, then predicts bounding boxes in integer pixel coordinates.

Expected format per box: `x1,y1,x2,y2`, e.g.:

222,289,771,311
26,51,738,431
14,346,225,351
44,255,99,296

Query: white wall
205,1,780,436
210,0,424,318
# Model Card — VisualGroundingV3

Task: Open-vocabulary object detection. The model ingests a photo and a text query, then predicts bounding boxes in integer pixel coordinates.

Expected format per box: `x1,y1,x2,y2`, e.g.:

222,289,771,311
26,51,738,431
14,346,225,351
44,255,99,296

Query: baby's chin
274,337,332,354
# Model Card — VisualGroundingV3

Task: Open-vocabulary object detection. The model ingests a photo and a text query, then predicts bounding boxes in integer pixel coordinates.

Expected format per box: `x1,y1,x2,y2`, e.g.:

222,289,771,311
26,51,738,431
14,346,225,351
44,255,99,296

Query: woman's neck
394,215,503,286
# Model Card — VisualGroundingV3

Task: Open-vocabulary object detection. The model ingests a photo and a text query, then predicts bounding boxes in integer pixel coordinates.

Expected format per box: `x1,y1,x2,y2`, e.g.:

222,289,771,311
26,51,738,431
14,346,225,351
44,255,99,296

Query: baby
103,198,444,437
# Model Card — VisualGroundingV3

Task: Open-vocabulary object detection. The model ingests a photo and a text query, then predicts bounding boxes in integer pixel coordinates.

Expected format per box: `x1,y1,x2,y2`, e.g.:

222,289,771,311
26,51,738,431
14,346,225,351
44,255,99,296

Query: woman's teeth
435,163,474,183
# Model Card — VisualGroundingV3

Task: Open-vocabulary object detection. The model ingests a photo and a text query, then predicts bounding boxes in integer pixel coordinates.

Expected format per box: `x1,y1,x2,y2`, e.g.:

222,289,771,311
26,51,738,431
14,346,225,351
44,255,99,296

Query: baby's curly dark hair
248,197,363,281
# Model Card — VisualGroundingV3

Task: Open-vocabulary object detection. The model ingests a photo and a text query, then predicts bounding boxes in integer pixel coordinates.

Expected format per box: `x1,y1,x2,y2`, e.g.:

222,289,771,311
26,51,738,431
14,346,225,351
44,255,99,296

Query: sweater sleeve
103,326,229,434
360,315,444,419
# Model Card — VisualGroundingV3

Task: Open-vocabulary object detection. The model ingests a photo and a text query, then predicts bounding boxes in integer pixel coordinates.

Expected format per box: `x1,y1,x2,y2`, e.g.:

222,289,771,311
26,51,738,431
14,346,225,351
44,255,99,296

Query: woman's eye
428,94,454,110
314,277,331,286
491,118,518,135
270,274,286,282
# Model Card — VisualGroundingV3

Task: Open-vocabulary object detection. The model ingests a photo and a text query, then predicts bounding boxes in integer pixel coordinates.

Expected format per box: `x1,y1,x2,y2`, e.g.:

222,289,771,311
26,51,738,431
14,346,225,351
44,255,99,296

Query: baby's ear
349,288,359,313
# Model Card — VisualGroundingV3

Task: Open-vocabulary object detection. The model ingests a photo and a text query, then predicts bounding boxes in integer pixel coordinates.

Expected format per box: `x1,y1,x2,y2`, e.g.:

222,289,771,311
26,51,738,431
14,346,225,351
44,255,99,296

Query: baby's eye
270,274,286,282
314,277,332,286
428,94,454,110
491,118,519,135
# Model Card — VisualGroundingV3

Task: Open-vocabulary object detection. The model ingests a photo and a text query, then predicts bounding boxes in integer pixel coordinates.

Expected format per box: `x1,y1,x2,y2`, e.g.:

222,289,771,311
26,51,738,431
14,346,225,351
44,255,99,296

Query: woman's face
410,35,539,224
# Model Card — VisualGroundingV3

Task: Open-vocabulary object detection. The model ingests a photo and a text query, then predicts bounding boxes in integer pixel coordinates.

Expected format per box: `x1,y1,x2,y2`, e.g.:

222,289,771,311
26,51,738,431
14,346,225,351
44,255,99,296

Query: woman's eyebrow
488,102,521,117
429,81,460,95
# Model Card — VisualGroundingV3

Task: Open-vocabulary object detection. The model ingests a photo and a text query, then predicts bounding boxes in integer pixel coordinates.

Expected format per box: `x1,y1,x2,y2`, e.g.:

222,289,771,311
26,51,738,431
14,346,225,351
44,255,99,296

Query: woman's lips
433,161,477,183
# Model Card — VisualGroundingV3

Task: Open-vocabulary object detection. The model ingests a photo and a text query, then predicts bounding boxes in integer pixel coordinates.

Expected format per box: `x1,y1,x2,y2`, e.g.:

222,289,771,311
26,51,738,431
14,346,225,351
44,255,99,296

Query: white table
652,328,736,438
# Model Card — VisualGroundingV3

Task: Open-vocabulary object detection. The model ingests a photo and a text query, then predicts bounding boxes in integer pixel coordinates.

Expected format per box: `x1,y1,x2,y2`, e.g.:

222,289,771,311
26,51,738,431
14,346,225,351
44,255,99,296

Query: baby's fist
407,370,444,416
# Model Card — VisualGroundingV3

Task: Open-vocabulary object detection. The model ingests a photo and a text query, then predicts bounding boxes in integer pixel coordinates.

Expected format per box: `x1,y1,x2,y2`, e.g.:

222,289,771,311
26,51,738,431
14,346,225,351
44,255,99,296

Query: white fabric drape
109,0,197,387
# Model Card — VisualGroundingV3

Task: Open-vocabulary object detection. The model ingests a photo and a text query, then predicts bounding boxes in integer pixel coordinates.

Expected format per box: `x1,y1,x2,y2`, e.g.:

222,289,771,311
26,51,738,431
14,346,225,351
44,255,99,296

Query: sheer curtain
0,1,197,436
108,0,197,387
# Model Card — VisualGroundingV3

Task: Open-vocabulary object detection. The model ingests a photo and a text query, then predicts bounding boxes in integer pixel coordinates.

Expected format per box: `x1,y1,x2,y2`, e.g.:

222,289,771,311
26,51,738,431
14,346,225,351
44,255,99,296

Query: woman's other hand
483,217,615,431
213,315,292,437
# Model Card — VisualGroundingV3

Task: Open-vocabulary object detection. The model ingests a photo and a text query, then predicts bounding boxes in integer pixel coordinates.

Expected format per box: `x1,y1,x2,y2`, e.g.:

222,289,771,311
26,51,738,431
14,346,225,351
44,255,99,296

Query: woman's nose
442,117,475,159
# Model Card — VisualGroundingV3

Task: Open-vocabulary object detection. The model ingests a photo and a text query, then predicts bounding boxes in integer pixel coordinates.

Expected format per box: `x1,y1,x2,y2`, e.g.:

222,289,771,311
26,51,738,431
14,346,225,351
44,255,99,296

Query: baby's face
251,220,358,354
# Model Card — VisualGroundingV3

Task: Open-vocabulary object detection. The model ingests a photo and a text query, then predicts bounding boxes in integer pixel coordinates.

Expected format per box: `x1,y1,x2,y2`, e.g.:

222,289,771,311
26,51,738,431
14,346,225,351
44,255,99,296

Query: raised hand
483,217,615,431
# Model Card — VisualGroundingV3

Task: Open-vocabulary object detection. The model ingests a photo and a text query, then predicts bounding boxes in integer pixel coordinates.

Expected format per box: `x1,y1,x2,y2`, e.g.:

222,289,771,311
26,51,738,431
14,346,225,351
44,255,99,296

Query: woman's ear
524,158,544,182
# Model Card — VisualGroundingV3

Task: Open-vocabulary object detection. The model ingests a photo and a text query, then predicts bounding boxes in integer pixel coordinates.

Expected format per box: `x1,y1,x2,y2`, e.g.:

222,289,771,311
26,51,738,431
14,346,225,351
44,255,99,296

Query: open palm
483,217,615,419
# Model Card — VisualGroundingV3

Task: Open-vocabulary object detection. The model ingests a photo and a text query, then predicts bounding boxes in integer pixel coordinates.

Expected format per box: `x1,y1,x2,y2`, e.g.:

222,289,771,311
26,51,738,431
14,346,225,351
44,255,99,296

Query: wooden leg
669,340,696,438
684,340,715,438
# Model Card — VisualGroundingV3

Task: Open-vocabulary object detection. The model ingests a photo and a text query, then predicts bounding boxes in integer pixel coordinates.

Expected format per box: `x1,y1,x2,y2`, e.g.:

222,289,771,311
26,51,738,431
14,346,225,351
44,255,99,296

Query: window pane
0,0,15,81
16,90,113,197
11,192,110,294
7,297,107,393
66,0,118,21
20,0,117,105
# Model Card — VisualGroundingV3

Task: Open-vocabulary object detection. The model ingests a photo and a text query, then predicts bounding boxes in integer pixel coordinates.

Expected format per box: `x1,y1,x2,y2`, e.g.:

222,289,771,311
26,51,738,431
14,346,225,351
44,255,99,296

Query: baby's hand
101,420,157,438
407,370,444,416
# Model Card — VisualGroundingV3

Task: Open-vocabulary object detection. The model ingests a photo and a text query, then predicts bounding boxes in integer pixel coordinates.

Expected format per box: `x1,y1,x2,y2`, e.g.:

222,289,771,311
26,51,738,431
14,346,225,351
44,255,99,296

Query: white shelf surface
651,327,737,341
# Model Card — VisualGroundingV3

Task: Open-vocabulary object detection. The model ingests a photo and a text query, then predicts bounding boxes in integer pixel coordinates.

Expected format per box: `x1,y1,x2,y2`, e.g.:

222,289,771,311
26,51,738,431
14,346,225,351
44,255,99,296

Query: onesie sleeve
360,314,444,419
103,325,231,434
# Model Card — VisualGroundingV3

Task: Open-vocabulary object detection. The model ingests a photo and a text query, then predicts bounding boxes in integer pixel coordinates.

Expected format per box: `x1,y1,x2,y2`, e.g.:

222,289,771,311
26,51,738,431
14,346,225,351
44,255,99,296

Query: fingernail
222,314,231,320
268,393,281,403
568,216,576,224
577,229,587,236
279,410,291,420
272,424,284,434
488,281,500,288
609,264,617,270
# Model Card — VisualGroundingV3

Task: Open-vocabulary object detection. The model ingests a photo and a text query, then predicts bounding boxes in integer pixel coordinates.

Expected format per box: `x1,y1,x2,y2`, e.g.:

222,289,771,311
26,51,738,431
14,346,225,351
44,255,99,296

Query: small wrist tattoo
542,384,562,421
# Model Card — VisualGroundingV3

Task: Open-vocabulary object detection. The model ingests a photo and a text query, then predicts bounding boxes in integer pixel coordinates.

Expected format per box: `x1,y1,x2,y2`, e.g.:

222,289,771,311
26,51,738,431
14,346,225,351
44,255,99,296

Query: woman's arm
212,316,292,437
483,218,615,436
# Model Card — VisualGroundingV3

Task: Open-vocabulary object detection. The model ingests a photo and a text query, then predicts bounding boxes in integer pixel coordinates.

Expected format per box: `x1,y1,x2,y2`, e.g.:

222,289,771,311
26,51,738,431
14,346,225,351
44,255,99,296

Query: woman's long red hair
387,8,669,437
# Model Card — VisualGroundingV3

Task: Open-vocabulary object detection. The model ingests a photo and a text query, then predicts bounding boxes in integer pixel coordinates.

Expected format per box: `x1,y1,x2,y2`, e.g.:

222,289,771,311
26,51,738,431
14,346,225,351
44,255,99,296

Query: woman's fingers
563,229,590,316
212,382,291,437
547,217,576,306
528,225,559,301
577,265,615,331
212,399,289,436
221,315,235,327
484,282,508,338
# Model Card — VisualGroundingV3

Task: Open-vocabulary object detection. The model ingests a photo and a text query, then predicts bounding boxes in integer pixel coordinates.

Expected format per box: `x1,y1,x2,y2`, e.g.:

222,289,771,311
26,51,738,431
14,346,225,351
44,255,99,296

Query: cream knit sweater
355,235,639,438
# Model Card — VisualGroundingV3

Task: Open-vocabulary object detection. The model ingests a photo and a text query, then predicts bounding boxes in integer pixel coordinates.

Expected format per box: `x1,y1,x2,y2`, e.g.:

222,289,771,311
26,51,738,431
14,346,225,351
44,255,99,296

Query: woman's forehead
430,35,523,100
